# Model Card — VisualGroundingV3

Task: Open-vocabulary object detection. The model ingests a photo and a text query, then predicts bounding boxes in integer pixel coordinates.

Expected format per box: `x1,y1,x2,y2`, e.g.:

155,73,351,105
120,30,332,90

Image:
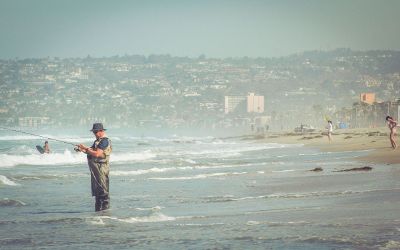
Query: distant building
247,93,264,113
360,93,375,105
18,117,50,127
225,93,265,114
398,104,400,122
224,96,246,114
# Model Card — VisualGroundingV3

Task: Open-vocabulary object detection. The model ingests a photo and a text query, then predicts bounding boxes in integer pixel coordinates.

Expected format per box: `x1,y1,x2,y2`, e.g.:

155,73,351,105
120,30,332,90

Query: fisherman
43,141,50,153
77,123,112,212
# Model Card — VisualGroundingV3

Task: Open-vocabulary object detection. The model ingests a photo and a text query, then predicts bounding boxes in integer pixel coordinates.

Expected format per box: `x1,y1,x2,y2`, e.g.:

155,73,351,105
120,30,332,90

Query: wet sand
255,127,400,165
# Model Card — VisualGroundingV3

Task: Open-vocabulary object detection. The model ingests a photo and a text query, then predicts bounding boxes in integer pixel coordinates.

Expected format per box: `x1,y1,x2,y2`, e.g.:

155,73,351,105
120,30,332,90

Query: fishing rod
0,126,77,146
1,125,104,190
1,125,107,194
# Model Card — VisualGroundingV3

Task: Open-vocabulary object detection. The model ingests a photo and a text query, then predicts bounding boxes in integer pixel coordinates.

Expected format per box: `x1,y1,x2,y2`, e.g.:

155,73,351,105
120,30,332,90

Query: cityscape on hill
1,49,400,133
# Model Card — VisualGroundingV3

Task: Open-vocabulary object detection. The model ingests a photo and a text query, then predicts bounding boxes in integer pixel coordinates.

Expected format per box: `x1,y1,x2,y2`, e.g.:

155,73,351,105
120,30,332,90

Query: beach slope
257,127,400,165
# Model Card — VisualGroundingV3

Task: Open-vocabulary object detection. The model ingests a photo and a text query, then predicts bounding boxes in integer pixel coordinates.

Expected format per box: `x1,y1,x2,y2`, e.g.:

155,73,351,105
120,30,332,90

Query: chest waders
87,137,112,211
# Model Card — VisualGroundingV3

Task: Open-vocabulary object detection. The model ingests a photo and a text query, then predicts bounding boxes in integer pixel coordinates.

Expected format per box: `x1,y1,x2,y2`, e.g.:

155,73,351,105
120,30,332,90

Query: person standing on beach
326,120,333,142
386,116,397,149
77,123,112,212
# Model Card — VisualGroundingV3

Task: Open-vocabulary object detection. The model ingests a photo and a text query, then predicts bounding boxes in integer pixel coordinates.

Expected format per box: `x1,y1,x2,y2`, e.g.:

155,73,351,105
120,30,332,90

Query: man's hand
77,144,89,153
74,145,81,152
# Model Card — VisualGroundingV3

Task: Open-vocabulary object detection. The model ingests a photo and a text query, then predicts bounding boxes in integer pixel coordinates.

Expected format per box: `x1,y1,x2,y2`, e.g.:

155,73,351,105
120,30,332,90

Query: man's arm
78,144,105,158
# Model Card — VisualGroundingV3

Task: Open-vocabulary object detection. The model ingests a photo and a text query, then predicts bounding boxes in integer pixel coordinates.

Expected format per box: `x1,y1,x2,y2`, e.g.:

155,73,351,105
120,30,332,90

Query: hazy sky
0,0,399,59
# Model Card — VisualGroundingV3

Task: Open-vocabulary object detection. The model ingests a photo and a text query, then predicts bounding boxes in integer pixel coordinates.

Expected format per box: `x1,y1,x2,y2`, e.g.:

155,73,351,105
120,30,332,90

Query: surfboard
36,145,45,154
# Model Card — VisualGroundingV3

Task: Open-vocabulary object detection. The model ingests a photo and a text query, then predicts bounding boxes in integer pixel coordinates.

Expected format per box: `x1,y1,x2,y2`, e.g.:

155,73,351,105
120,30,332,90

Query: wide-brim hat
90,123,107,132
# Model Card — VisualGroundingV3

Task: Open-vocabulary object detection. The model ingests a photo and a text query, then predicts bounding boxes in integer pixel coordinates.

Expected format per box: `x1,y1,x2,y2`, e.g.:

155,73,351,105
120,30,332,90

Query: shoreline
249,127,400,165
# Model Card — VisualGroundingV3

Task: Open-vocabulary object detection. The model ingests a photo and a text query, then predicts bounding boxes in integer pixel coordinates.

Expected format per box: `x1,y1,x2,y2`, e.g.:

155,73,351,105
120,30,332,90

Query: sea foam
0,150,85,168
96,212,176,224
0,149,157,168
173,143,288,157
111,162,256,176
149,171,247,180
0,175,19,186
112,166,192,176
0,198,26,206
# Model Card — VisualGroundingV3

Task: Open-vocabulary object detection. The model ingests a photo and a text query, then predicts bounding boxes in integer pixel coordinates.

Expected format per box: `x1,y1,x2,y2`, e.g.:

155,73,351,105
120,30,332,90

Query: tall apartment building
247,93,264,113
225,93,265,114
224,96,246,114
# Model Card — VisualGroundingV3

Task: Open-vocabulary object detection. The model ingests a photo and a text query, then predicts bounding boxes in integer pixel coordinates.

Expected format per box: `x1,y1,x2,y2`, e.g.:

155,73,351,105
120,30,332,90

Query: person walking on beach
326,120,333,142
77,123,112,212
386,116,397,149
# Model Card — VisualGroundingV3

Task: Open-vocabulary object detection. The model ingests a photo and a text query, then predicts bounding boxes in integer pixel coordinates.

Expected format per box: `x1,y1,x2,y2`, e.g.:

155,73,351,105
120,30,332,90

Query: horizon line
1,48,400,61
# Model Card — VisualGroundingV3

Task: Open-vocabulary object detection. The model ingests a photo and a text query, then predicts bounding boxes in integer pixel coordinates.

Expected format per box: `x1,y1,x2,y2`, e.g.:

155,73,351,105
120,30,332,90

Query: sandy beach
257,127,400,165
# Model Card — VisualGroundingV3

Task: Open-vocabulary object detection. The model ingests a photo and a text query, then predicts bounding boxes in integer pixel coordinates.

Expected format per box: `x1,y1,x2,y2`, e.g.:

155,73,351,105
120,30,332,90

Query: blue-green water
1,131,400,249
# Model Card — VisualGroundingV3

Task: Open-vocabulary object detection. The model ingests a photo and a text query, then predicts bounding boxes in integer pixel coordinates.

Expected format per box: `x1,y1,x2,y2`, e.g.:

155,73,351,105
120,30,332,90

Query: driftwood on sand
333,166,373,172
310,167,323,172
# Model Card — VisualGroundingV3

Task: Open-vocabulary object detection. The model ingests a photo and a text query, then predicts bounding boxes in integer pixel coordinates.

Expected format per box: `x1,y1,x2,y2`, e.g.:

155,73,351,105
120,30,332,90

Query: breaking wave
0,198,26,206
149,171,247,180
111,150,156,164
112,167,192,176
0,175,19,186
0,150,85,168
89,212,176,224
201,188,400,203
172,143,293,157
0,150,157,168
111,163,254,176
0,198,26,207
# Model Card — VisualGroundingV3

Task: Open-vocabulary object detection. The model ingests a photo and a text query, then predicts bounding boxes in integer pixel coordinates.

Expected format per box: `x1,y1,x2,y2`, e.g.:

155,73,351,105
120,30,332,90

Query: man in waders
77,123,112,212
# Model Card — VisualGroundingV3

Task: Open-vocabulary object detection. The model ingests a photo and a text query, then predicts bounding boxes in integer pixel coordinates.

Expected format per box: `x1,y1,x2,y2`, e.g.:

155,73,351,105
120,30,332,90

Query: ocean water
1,131,400,249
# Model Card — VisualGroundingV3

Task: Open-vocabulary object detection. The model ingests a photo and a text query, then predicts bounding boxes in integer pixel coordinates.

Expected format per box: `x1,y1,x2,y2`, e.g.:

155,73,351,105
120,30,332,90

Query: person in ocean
386,116,397,149
77,123,112,212
43,141,50,153
326,120,333,142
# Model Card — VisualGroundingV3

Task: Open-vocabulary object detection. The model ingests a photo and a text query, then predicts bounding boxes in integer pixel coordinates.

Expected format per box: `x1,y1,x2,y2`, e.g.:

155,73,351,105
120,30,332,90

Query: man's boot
100,195,110,211
95,196,102,212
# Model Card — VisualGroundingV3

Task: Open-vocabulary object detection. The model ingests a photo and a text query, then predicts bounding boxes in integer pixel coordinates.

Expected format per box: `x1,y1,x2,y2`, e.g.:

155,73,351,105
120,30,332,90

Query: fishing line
0,126,77,146
0,125,105,195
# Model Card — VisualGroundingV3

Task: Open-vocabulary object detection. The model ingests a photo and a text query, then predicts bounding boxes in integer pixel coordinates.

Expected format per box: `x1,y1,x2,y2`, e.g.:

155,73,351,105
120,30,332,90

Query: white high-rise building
247,93,264,113
224,96,246,114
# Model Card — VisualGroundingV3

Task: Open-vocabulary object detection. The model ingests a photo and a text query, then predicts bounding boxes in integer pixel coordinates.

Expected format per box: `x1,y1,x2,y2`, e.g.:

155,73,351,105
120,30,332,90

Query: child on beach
326,120,333,142
386,116,397,149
